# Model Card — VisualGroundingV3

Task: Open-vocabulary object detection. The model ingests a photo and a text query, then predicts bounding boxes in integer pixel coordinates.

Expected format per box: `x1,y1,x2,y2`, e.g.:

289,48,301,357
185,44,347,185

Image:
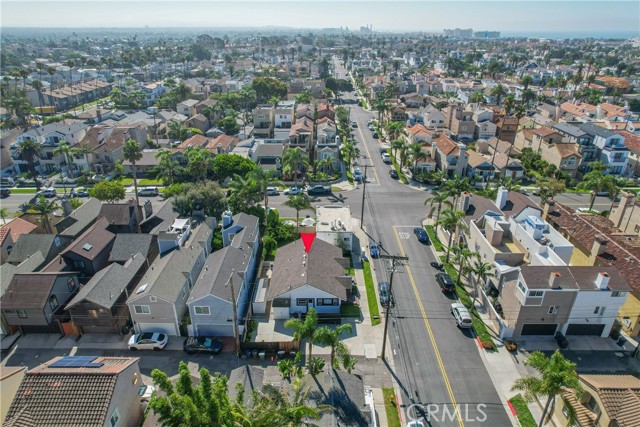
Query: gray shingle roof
553,122,587,138
267,239,351,300
579,122,617,138
1,272,77,310
99,203,136,226
188,246,248,303
65,253,146,310
55,198,102,238
108,234,154,263
0,253,45,297
6,234,59,265
140,198,178,235
4,356,138,427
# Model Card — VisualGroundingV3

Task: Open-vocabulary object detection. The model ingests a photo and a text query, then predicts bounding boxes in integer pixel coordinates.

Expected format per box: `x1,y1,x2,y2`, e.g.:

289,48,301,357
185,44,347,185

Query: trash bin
259,351,266,360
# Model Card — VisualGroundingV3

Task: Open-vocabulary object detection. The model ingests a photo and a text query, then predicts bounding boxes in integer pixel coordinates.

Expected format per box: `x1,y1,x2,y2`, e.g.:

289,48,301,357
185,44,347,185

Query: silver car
450,303,473,328
128,332,168,351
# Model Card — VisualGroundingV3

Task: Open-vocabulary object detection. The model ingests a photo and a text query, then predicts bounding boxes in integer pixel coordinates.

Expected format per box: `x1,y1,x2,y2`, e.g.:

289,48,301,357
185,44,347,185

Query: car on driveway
128,332,168,351
378,281,391,307
450,303,473,328
284,186,302,196
436,273,455,293
138,187,159,197
389,169,398,179
266,187,280,196
307,185,330,196
413,227,429,243
183,336,223,354
369,242,380,258
36,188,57,198
138,384,155,402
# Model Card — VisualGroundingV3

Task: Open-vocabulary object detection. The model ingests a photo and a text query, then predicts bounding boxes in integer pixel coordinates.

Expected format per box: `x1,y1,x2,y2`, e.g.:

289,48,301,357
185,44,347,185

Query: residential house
545,202,640,338
406,123,431,144
187,212,259,337
127,217,215,336
399,93,426,108
176,99,200,117
390,105,407,123
431,132,468,178
138,82,168,106
27,79,112,112
552,122,598,173
108,233,158,267
0,218,39,263
60,218,115,281
289,117,314,151
555,374,640,427
495,116,519,143
0,366,26,425
515,127,582,177
253,104,275,138
316,122,341,169
620,130,640,177
445,105,475,142
99,202,142,234
275,101,295,129
6,234,63,267
122,149,160,175
267,238,352,319
252,142,284,170
296,103,335,122
1,272,79,334
466,150,497,180
65,253,146,334
579,123,630,176
315,205,354,251
54,197,103,244
4,356,143,427
184,113,210,133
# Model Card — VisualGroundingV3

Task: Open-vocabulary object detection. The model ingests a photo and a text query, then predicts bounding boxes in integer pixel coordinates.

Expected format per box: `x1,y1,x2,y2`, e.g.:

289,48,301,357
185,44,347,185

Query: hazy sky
1,0,639,34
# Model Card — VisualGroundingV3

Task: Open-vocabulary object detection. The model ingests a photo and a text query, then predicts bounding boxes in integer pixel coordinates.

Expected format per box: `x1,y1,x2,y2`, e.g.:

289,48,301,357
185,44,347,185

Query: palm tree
249,168,283,214
341,354,358,373
520,75,534,91
425,189,452,233
442,176,471,209
282,147,310,183
253,378,330,426
31,80,45,121
340,140,359,169
452,245,475,288
186,147,211,182
0,207,9,224
17,139,43,191
154,149,180,185
314,324,353,368
512,351,583,427
284,194,314,228
503,94,516,115
490,84,507,106
53,141,74,196
228,173,261,212
123,139,143,232
28,196,59,233
374,97,388,125
470,256,496,305
65,60,76,116
285,307,319,368
390,139,405,159
437,209,468,263
578,171,618,211
409,142,426,173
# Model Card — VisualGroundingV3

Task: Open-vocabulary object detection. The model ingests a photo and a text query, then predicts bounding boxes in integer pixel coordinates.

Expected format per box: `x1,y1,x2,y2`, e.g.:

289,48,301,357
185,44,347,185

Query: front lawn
425,225,444,252
362,260,381,325
8,188,37,194
382,388,401,427
340,303,362,318
509,394,536,427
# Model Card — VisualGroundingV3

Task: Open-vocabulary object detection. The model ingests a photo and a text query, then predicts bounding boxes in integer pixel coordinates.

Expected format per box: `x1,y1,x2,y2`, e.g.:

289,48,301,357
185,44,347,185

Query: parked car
389,169,398,179
138,384,155,402
266,187,280,196
372,132,379,139
555,332,569,349
450,303,473,328
381,153,391,164
369,242,380,258
351,121,358,128
128,332,168,351
354,170,363,182
307,185,330,196
378,281,391,307
36,188,57,198
138,187,159,197
183,336,223,355
413,227,429,243
436,273,456,293
284,186,302,196
430,261,444,271
0,188,10,198
576,207,599,213
368,124,375,131
71,187,89,197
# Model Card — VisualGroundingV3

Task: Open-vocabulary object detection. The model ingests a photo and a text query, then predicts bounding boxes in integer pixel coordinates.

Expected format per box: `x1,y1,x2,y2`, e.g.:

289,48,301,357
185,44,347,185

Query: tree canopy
212,153,257,180
90,181,126,203
252,77,288,103
173,181,227,218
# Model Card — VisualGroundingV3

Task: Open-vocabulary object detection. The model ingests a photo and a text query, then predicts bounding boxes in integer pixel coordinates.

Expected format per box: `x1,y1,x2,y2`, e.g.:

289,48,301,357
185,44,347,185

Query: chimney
459,192,471,212
495,186,509,210
542,200,555,220
549,272,561,289
609,191,635,229
595,271,610,290
596,105,604,120
589,235,608,265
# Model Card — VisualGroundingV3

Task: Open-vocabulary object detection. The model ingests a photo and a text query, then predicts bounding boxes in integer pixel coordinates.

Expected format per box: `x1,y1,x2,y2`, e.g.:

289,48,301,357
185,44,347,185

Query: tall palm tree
490,84,507,106
284,194,314,228
53,141,74,196
28,196,59,233
578,171,618,211
228,173,261,212
186,147,211,182
285,307,319,368
253,378,330,426
123,139,143,232
452,245,476,288
437,209,468,263
442,176,471,209
520,75,534,91
409,142,426,173
314,324,353,368
65,60,76,116
470,256,496,305
512,351,583,427
154,148,180,185
71,142,92,173
425,189,452,233
390,139,405,159
31,80,45,122
503,94,516,115
282,147,310,183
340,140,359,169
17,139,43,191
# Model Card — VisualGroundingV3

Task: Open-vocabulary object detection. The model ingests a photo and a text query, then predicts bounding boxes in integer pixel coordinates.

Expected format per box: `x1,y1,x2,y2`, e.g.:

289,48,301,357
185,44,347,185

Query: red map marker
300,233,316,253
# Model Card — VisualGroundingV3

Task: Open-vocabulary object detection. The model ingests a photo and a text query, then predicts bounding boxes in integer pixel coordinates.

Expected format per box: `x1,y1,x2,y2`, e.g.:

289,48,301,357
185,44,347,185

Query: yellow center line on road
392,225,465,427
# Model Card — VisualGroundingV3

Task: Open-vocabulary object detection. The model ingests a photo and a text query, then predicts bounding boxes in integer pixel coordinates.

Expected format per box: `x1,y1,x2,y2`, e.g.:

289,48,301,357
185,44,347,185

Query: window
73,260,85,270
593,306,601,314
110,408,120,427
48,295,59,311
88,310,98,318
562,404,570,418
517,282,527,295
612,291,626,297
67,277,76,291
194,306,210,315
17,310,27,318
134,305,150,314
317,298,338,306
296,298,309,306
585,395,600,414
150,296,157,302
529,290,544,297
548,306,558,315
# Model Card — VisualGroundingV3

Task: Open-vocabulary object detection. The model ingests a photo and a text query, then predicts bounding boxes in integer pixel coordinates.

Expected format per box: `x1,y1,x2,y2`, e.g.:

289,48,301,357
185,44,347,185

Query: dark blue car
369,242,380,258
414,227,429,243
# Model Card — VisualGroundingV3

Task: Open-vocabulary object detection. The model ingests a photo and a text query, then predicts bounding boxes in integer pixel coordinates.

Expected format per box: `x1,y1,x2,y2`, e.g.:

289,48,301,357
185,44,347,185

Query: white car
266,187,280,196
137,187,159,197
284,187,302,196
450,303,473,328
138,384,155,402
128,332,168,351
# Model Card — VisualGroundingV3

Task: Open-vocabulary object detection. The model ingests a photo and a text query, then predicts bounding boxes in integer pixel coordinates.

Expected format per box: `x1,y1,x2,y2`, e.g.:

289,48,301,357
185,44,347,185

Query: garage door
136,322,177,336
566,324,605,336
196,324,234,337
521,323,558,336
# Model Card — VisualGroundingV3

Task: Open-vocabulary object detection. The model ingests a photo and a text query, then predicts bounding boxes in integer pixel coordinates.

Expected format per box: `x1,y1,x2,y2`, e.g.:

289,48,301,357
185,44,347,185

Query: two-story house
127,217,215,336
176,99,200,117
187,212,259,337
253,104,275,138
552,122,598,174
275,101,295,129
579,123,629,176
495,116,519,143
60,218,115,281
423,105,447,129
289,117,314,151
445,105,476,142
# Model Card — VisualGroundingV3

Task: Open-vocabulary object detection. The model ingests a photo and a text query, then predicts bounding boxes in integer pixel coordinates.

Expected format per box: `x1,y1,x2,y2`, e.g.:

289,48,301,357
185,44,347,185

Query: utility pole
380,254,409,361
359,164,373,229
228,270,241,358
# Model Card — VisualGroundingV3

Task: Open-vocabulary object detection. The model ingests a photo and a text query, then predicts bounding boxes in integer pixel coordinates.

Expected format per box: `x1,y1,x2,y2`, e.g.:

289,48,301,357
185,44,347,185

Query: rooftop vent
82,243,93,251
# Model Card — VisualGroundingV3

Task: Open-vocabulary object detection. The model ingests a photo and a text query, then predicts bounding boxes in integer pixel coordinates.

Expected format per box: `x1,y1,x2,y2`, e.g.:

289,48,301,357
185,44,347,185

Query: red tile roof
620,130,640,153
0,218,38,245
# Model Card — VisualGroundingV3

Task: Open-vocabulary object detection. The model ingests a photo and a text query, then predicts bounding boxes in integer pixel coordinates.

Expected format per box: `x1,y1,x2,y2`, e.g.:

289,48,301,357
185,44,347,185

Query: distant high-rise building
360,25,372,33
443,28,473,38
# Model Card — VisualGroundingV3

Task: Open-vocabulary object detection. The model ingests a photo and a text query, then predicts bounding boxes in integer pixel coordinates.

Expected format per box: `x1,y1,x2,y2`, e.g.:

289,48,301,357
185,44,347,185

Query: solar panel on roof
49,356,104,368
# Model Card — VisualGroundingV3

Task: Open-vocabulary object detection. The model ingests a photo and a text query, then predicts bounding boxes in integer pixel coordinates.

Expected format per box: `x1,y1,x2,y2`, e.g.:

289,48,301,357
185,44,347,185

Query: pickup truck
307,185,330,196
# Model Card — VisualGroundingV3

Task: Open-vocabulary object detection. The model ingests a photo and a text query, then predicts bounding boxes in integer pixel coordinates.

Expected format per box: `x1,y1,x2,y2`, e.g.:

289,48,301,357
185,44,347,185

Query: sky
1,0,639,35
